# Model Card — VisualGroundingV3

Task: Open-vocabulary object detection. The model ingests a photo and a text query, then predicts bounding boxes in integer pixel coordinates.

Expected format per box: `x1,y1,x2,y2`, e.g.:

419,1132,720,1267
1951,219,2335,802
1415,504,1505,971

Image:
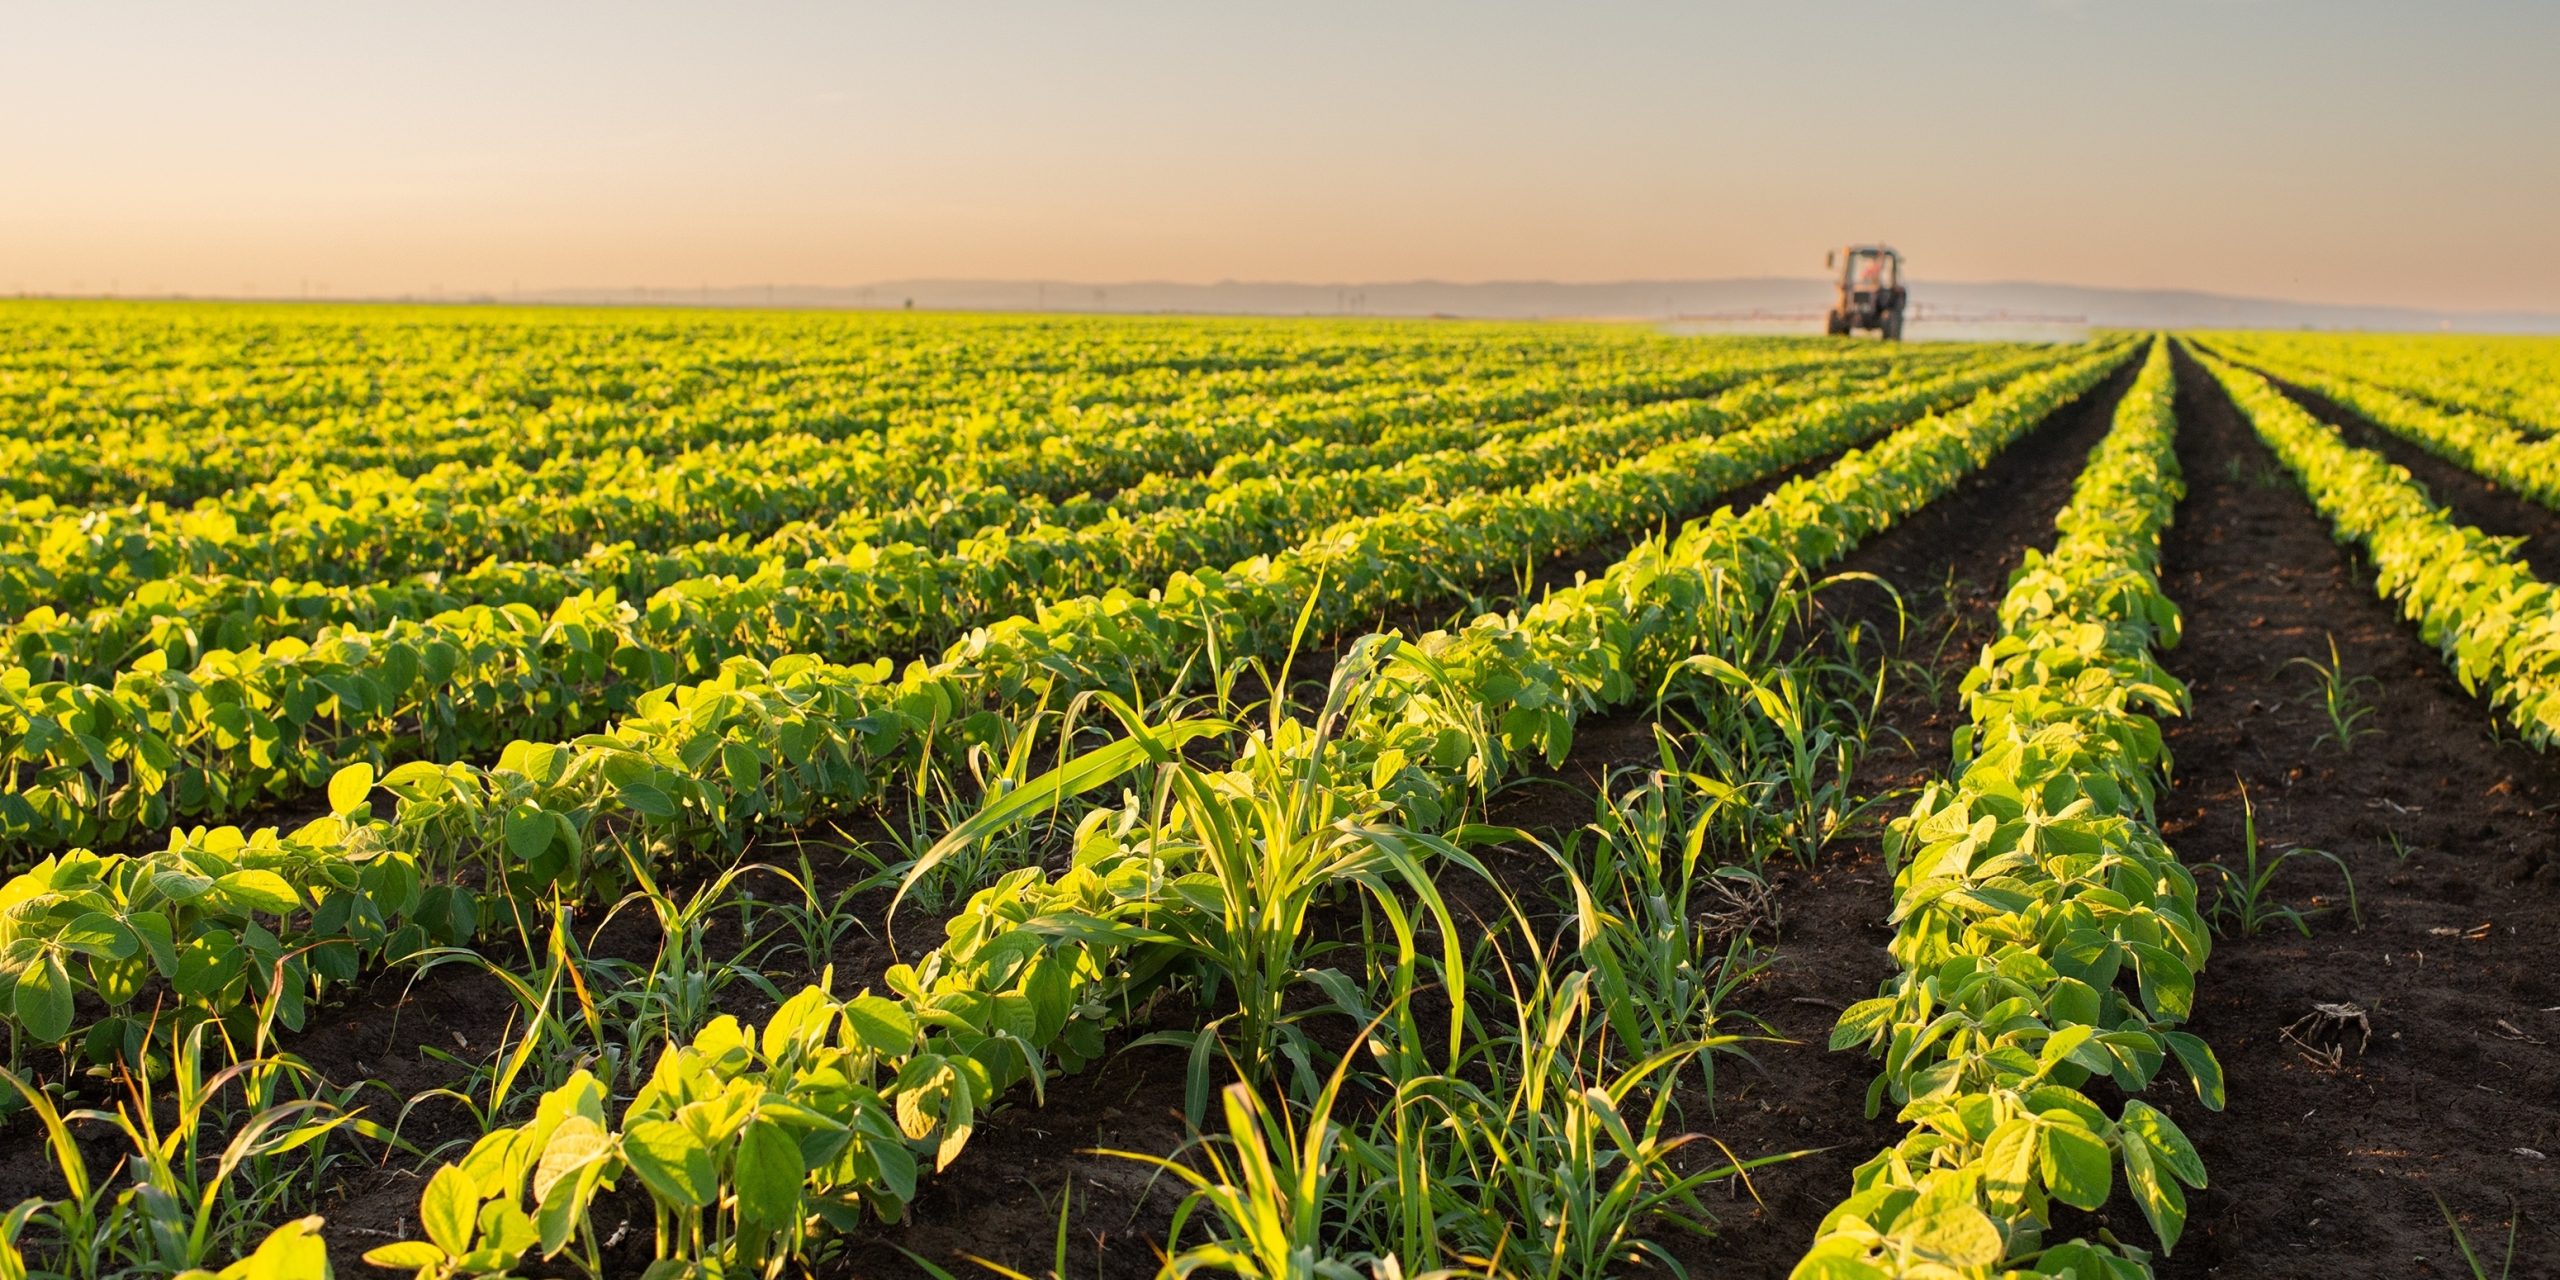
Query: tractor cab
1826,244,1908,340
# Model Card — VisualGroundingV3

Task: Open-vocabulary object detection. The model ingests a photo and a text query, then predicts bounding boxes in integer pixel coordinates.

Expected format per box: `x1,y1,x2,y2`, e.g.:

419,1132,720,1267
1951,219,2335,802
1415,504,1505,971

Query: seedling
2202,783,2361,937
2288,634,2380,752
1548,749,1776,1092
1674,649,1893,869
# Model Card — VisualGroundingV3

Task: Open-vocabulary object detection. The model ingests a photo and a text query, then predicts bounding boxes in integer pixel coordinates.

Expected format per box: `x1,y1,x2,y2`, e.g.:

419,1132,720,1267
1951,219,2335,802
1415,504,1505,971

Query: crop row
350,342,2136,1278
1,332,1823,534
3,306,1765,502
0,348,1967,685
2198,347,2560,747
2203,343,2560,511
1801,340,2220,1280
2199,330,2560,439
2,343,1907,620
0,346,2110,1059
0,350,2027,856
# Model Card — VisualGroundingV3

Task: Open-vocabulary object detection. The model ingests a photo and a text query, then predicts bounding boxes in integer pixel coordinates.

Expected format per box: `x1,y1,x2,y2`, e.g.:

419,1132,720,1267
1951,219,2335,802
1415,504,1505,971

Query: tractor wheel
1826,310,1848,336
1882,312,1904,341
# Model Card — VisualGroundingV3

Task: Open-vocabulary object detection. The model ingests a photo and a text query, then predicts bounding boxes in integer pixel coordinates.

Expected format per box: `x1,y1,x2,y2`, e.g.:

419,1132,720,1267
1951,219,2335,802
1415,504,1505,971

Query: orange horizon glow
5,3,2556,313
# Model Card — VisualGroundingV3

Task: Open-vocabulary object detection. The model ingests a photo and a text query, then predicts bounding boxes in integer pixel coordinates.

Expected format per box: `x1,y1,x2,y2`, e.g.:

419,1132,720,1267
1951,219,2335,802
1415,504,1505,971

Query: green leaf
616,780,678,819
2163,1030,2225,1111
760,986,835,1062
482,1193,539,1257
1897,1186,2003,1267
622,1119,715,1209
14,952,74,1043
2130,941,2195,1020
2120,1099,2206,1185
502,804,553,863
361,1240,447,1269
532,1114,610,1206
53,912,139,961
2039,1117,2113,1211
1978,1116,2040,1212
536,1161,594,1257
868,1125,919,1205
328,761,376,815
842,993,917,1056
1791,1253,1891,1280
129,911,179,977
173,932,244,1001
733,1117,805,1228
420,1162,477,1258
2040,1023,2105,1072
213,1216,331,1280
215,869,300,915
721,741,763,791
380,760,448,790
1830,997,1897,1051
2121,1129,2189,1254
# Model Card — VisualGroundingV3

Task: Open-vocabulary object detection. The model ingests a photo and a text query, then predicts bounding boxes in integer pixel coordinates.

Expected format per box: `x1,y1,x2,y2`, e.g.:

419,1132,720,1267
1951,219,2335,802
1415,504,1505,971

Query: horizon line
9,275,2559,324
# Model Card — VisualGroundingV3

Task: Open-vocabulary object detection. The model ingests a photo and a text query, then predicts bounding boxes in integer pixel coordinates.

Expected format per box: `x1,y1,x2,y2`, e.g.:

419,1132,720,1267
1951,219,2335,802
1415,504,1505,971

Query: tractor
1825,244,1907,340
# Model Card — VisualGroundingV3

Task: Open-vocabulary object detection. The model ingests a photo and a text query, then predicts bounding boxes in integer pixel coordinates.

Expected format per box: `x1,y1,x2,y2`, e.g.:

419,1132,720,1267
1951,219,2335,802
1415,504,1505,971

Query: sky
4,1,2556,312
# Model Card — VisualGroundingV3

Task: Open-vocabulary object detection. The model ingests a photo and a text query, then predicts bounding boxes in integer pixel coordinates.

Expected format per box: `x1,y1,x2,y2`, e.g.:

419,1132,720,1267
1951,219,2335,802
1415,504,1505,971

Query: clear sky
5,1,2555,311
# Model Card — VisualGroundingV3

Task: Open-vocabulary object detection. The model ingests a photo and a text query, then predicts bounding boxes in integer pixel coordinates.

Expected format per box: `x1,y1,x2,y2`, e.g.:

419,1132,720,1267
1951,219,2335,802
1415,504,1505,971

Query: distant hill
516,277,2558,334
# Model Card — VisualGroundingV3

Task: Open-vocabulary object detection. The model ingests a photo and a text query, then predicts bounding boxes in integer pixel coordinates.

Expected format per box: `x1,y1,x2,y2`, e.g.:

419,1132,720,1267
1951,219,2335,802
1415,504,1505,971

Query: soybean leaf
2039,1118,2113,1211
532,1114,610,1206
215,869,300,915
842,994,917,1056
503,804,553,863
2162,1030,2225,1111
622,1120,715,1209
328,762,376,815
2120,1099,2206,1185
2121,1131,2189,1253
14,952,74,1044
1979,1116,2041,1213
734,1118,805,1228
420,1163,476,1258
2128,941,2195,1020
361,1241,447,1269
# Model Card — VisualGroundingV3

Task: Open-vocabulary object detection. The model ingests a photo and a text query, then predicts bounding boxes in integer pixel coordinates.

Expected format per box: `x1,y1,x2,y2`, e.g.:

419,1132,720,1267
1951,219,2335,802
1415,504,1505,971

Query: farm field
0,302,2552,1279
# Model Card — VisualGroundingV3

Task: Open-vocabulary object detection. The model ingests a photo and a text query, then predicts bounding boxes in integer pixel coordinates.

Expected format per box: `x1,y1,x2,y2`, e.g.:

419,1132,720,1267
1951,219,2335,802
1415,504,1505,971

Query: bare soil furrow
2146,346,2560,1277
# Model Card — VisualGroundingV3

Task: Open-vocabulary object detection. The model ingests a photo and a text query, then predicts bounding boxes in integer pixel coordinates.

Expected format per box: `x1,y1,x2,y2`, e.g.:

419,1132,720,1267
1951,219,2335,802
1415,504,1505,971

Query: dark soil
2143,346,2559,1276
